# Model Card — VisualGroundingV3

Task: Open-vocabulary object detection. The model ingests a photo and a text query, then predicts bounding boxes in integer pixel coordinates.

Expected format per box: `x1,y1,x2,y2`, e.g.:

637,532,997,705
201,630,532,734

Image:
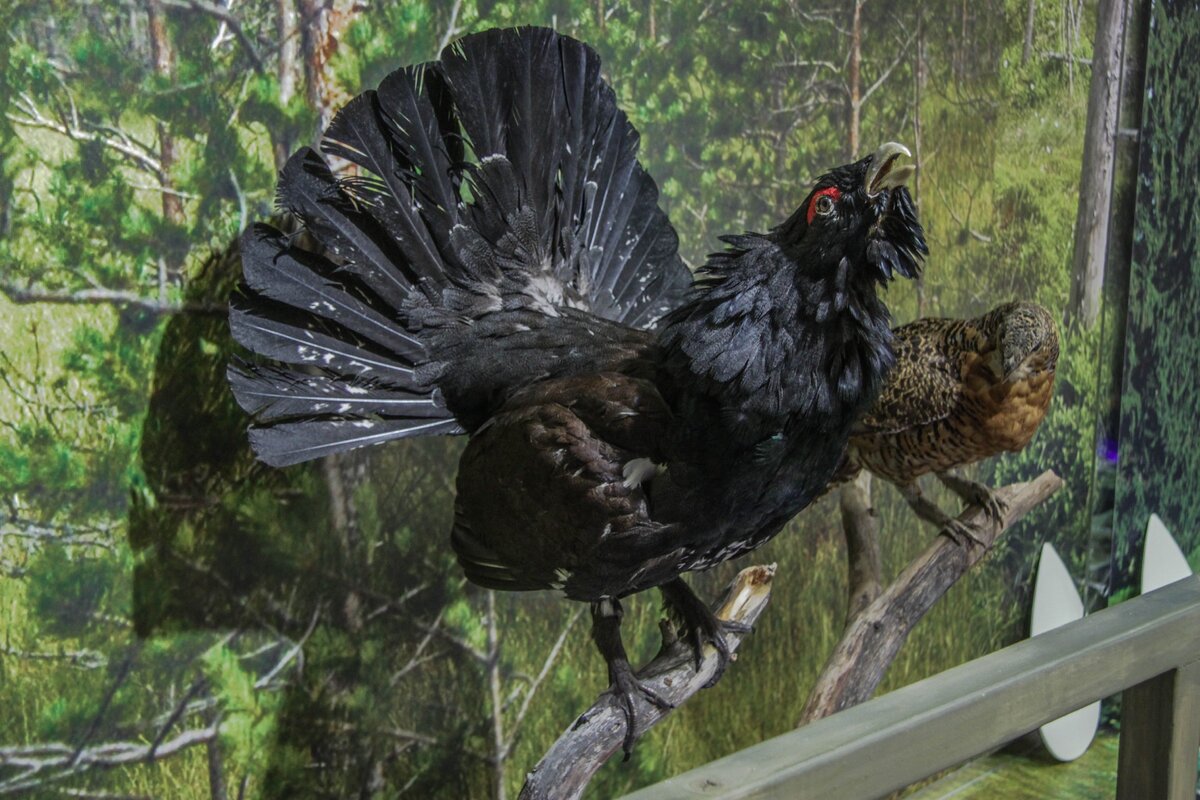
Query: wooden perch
519,564,777,800
841,472,883,625
798,469,1062,725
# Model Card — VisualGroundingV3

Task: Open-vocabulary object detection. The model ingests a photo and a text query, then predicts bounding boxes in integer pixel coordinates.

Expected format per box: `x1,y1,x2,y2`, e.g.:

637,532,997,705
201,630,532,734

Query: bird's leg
896,482,984,547
936,470,1007,523
589,598,674,759
659,577,751,689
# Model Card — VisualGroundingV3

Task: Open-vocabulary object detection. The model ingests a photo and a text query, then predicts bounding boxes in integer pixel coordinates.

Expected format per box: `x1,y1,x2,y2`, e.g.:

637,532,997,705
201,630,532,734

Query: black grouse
228,27,926,752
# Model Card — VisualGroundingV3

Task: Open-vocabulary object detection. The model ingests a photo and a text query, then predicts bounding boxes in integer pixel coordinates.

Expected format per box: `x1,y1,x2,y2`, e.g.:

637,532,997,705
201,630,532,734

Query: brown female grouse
838,301,1059,542
228,27,926,752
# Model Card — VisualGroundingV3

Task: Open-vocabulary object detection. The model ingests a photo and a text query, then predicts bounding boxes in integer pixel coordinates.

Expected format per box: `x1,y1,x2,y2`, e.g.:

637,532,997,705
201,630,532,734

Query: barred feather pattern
230,27,691,466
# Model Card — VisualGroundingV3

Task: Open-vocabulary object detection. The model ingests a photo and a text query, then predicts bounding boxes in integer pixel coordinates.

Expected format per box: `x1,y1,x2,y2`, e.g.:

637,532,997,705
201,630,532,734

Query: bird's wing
451,371,675,597
853,317,965,435
229,28,693,465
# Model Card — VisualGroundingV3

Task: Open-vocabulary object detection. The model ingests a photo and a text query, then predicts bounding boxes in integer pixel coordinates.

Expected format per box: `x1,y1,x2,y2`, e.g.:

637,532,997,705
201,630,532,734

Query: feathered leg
659,577,751,689
936,469,1007,522
896,481,984,547
590,598,673,759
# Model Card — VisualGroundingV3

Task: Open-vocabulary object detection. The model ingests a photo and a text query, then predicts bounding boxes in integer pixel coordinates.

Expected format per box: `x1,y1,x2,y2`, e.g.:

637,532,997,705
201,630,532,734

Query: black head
775,142,927,285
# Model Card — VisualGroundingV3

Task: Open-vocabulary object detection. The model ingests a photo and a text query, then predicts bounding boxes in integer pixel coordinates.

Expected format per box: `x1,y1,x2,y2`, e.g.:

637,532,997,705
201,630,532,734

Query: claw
940,518,986,548
937,472,1007,525
963,483,1006,522
982,492,1008,523
606,662,674,759
660,578,747,689
590,597,675,759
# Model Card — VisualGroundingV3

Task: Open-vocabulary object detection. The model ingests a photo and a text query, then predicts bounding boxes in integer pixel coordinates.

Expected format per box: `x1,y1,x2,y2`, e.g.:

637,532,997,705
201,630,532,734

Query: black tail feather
247,415,462,468
228,305,416,386
232,26,693,465
240,225,425,362
228,363,446,422
277,149,419,309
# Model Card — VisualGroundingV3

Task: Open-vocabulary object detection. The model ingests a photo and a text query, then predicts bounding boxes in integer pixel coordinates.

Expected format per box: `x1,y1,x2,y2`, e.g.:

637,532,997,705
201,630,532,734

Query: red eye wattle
807,186,841,224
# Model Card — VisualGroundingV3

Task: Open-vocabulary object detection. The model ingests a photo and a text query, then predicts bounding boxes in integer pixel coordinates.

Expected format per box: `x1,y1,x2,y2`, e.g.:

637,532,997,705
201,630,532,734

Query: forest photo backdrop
3,1,1186,798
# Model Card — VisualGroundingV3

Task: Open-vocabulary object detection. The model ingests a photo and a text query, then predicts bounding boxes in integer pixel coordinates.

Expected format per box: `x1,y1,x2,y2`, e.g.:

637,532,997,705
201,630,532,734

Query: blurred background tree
2,1,1176,798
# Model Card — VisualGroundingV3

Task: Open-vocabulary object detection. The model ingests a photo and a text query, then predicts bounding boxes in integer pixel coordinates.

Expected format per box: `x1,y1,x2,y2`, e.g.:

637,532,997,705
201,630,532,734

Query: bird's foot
938,472,1007,523
974,486,1008,523
940,518,987,548
589,598,674,759
603,660,674,760
660,578,749,689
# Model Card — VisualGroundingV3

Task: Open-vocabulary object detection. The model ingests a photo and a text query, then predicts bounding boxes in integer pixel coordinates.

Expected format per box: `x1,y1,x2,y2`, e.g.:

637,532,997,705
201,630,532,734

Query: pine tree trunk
1023,0,1037,65
146,0,182,226
847,0,862,160
146,0,182,297
275,0,300,171
298,0,359,139
1067,0,1128,328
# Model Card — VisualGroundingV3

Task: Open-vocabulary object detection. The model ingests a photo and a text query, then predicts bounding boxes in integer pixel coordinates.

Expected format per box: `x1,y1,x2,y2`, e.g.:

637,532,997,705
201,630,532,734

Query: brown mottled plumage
839,301,1059,541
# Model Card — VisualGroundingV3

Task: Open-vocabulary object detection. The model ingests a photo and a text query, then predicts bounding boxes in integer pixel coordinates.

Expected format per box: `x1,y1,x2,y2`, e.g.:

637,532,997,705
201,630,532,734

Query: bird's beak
865,142,915,196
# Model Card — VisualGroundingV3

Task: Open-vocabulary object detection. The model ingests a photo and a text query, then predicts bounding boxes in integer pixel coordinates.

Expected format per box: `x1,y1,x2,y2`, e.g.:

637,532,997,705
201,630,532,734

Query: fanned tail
231,26,691,465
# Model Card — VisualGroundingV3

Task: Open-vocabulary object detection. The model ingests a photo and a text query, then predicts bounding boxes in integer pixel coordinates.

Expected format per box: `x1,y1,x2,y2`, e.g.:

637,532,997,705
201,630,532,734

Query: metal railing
623,575,1200,800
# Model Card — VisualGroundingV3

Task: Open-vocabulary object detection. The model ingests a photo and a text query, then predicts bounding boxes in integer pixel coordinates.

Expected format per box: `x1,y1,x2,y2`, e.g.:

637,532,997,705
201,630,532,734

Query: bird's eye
806,186,842,224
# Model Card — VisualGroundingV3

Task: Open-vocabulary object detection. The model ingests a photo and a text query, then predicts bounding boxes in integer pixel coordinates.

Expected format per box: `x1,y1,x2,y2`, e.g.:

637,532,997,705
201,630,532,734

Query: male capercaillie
229,26,925,752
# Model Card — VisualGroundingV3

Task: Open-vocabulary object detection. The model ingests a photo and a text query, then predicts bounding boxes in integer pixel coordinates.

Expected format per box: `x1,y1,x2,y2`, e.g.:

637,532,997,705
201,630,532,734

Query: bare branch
391,606,447,687
0,644,107,670
798,470,1063,724
0,512,116,551
928,174,993,243
519,564,777,800
434,627,489,665
159,0,266,73
384,728,439,746
437,0,463,53
485,590,507,800
7,95,162,177
1042,50,1094,66
0,726,219,794
0,284,225,316
506,607,584,753
127,181,201,200
860,29,918,105
255,608,321,688
148,678,211,760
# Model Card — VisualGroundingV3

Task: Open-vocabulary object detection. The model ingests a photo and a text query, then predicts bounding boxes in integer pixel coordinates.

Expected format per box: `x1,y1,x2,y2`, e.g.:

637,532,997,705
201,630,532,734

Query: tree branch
798,470,1063,724
1041,50,1093,66
7,95,162,177
0,512,115,551
0,644,106,670
519,564,776,800
0,726,219,794
840,472,882,625
860,29,918,105
506,607,584,755
436,0,463,53
159,0,266,73
1,284,225,316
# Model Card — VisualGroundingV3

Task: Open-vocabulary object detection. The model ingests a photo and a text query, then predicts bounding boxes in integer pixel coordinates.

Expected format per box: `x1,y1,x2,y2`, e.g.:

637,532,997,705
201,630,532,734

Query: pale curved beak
865,142,915,196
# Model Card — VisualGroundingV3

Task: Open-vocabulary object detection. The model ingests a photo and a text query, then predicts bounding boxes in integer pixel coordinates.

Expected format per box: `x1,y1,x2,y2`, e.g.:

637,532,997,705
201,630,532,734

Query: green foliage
204,641,281,775
1112,0,1200,588
26,544,125,635
0,1,1132,798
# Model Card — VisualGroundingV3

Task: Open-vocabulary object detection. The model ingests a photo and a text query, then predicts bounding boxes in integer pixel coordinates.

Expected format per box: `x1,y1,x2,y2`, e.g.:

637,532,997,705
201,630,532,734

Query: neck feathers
660,235,894,439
